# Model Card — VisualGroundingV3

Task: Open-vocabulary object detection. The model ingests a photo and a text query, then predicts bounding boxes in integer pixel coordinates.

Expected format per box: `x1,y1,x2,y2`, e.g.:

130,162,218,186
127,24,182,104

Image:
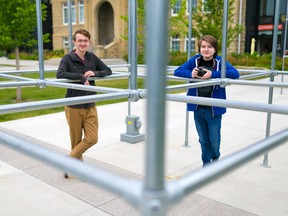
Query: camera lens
197,68,206,77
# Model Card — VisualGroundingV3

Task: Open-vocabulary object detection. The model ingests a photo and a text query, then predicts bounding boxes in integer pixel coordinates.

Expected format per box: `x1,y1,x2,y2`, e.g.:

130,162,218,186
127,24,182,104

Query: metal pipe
36,0,45,81
183,0,194,148
138,91,288,115
67,0,73,51
0,92,129,115
165,94,288,115
142,0,169,214
280,0,288,94
220,0,229,79
166,80,221,91
238,0,243,54
0,74,35,81
127,0,138,116
172,128,288,195
0,81,38,88
0,65,130,74
262,0,281,168
128,0,138,91
0,130,142,208
0,68,58,74
45,80,126,93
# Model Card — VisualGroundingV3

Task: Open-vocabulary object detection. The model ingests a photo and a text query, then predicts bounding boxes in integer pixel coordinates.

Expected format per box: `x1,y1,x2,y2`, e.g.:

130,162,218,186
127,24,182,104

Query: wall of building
50,0,248,58
51,0,128,58
230,0,246,54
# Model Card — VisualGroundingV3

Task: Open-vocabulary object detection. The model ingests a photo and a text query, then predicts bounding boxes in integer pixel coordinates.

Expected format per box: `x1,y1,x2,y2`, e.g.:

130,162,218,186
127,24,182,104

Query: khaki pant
65,106,98,160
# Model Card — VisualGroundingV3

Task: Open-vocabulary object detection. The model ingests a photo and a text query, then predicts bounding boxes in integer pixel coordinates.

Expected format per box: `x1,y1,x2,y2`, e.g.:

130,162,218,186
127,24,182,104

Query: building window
171,34,180,52
185,36,195,53
192,0,197,8
202,0,211,13
174,0,197,16
79,0,85,24
172,0,181,16
63,37,69,48
63,1,76,25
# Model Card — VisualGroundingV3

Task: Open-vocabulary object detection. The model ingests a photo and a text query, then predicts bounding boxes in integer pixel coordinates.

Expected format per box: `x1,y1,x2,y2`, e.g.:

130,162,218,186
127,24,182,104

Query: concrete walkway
0,59,288,215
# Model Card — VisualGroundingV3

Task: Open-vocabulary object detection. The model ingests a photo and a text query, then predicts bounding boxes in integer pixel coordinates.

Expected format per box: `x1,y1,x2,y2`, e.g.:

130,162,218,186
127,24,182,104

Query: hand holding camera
197,67,207,77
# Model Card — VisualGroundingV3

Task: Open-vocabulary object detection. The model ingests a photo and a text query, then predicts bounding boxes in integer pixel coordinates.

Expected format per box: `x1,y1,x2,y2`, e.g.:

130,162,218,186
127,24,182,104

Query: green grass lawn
0,72,184,122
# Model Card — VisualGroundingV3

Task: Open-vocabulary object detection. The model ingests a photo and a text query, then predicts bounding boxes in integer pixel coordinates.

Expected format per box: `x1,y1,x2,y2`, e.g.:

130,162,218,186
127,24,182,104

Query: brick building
48,0,288,58
50,0,127,58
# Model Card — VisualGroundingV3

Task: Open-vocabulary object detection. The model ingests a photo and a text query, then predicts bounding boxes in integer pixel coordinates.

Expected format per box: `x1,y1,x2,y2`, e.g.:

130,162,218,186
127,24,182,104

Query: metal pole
68,0,73,51
261,0,280,168
238,0,243,54
142,0,169,214
174,128,288,195
128,0,138,91
280,0,288,94
183,0,194,148
127,0,138,115
0,92,129,115
36,0,45,81
0,130,142,208
220,0,229,79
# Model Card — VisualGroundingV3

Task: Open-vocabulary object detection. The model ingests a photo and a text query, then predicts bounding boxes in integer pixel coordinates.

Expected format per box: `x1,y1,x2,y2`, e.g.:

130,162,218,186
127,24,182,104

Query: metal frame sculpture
0,0,288,215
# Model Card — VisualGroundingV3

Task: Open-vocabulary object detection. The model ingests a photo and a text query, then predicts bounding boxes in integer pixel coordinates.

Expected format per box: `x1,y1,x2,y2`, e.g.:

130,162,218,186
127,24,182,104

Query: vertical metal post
183,0,194,148
280,0,288,94
68,0,73,51
128,0,138,115
238,0,243,54
128,0,138,91
120,0,145,144
142,0,169,215
261,0,280,168
220,0,229,79
36,0,45,81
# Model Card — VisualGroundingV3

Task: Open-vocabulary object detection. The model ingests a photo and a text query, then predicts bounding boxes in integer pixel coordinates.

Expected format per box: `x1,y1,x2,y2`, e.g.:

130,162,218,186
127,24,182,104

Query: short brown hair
198,35,218,57
73,29,91,41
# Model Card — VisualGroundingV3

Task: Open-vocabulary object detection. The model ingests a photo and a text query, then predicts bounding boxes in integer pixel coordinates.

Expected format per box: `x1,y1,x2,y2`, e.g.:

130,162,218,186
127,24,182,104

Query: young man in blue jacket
174,35,239,166
57,29,112,178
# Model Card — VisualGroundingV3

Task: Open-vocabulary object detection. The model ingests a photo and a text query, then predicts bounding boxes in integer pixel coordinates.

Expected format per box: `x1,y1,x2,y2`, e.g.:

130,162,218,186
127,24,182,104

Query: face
73,33,90,52
200,40,215,60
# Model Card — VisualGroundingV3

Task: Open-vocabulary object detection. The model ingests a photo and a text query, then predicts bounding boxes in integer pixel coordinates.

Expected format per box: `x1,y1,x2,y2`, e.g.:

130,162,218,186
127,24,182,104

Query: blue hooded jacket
174,54,239,115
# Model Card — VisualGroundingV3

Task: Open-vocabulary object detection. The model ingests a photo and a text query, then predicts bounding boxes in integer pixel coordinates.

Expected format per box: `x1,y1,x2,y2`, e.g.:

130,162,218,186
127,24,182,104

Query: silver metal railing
0,0,288,215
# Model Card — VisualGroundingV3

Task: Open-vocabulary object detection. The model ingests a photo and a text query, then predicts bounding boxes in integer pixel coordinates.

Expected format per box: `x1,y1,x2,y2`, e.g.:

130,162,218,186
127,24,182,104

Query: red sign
258,24,282,31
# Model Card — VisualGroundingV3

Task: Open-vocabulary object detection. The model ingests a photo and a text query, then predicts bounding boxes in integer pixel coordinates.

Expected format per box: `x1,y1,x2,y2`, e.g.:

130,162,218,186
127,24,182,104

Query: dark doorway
98,2,114,45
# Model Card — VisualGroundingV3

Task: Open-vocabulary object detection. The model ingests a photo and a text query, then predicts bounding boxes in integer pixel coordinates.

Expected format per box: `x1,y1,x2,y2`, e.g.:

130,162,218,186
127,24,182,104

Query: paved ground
0,58,288,216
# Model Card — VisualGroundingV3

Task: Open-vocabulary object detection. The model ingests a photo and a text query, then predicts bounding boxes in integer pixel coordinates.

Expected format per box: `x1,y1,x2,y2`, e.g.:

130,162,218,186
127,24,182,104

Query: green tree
122,0,242,61
0,0,49,101
192,0,243,51
121,0,146,55
169,0,189,37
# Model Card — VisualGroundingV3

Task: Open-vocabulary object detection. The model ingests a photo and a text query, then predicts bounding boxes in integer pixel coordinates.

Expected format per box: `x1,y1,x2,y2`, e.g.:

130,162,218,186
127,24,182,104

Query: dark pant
194,107,222,166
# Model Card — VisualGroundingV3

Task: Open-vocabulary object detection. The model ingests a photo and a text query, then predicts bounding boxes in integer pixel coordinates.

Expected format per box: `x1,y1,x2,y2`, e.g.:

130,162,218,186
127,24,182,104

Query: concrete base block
120,133,145,144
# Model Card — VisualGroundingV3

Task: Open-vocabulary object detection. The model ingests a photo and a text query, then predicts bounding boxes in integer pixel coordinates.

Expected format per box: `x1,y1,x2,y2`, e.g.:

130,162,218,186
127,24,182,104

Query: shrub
7,49,65,60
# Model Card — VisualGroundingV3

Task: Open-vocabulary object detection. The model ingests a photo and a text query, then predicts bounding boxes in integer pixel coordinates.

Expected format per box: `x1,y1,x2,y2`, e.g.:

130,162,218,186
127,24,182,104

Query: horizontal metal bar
0,92,129,114
0,68,57,74
165,77,287,91
170,128,288,198
166,80,221,91
139,91,288,115
228,79,288,88
0,73,35,81
45,80,127,93
0,80,38,88
239,73,270,80
0,64,130,74
0,129,142,207
2,66,288,75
